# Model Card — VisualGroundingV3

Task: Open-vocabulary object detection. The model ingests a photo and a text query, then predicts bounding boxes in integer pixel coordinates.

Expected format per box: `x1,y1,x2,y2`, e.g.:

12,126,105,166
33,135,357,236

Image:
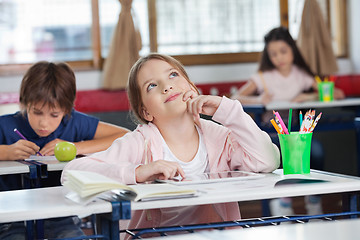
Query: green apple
54,141,77,162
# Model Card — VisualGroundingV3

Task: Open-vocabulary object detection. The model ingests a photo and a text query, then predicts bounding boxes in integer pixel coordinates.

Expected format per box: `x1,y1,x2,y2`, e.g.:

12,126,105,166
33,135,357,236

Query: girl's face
137,59,194,124
267,40,294,74
27,102,65,137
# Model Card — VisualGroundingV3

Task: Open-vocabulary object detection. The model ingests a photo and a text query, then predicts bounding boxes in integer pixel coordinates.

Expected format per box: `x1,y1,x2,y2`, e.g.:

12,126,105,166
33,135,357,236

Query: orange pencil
270,119,282,134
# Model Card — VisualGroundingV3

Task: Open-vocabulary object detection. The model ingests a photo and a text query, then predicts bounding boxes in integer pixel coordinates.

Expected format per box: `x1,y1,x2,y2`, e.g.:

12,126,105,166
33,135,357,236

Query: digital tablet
156,170,264,185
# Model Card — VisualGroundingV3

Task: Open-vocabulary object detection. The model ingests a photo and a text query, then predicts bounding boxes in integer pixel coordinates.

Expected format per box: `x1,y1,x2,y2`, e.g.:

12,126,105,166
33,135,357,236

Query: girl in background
62,53,280,238
232,26,344,105
232,27,344,216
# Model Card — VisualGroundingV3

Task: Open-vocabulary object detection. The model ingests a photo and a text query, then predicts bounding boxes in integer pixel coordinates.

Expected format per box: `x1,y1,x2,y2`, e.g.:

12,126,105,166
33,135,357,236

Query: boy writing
0,61,129,239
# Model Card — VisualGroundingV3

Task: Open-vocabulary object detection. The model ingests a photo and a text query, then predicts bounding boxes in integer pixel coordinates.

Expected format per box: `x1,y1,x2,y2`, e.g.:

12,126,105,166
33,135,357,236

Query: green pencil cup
278,132,313,175
318,82,334,102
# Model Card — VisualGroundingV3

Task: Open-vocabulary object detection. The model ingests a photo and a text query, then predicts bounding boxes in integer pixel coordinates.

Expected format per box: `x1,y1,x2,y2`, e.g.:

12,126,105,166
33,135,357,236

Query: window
155,0,280,55
0,0,93,65
0,0,347,74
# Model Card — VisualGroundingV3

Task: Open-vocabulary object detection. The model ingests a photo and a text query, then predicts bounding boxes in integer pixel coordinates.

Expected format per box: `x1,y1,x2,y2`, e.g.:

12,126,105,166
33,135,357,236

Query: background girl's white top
252,65,314,101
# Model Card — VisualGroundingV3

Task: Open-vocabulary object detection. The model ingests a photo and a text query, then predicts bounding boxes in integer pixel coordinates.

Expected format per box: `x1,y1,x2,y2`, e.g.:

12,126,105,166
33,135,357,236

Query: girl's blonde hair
127,53,199,124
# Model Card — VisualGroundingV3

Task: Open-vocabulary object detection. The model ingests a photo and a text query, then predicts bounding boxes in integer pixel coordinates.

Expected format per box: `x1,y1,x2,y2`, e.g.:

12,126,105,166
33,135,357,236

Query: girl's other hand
334,88,345,100
259,92,273,105
292,93,317,103
40,138,65,156
183,91,222,119
7,140,40,160
135,160,185,183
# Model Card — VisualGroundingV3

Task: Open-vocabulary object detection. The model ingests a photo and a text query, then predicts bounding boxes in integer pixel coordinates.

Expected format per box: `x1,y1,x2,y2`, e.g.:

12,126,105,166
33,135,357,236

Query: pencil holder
278,132,312,175
318,82,334,102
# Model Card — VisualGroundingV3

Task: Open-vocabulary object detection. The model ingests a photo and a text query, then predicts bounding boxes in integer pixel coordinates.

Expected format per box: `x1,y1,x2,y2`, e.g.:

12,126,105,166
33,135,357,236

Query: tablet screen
156,170,264,185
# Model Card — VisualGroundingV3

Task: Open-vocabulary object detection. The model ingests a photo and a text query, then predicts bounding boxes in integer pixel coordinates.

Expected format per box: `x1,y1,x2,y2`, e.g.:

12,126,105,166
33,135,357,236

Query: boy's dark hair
19,61,76,116
258,26,314,77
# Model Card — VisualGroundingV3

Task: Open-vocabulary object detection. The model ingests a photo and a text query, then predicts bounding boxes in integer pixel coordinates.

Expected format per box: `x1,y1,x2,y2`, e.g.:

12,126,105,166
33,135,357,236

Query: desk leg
25,221,34,240
342,193,359,219
36,219,44,239
18,161,40,188
99,201,131,240
261,199,271,217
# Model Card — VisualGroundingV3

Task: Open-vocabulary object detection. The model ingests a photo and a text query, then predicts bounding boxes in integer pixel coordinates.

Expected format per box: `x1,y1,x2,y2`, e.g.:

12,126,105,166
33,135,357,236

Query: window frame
0,0,347,75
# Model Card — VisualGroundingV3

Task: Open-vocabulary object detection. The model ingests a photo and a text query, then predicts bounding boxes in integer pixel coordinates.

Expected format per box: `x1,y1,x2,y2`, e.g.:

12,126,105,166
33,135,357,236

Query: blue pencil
299,111,303,129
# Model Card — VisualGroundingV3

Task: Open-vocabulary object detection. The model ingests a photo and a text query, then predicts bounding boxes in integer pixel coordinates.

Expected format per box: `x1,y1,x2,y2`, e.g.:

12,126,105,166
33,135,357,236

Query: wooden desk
1,169,360,239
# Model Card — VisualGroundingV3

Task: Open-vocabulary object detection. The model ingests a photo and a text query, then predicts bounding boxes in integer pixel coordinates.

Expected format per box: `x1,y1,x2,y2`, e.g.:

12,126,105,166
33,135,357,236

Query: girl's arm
61,130,186,184
61,131,143,185
231,80,272,105
213,97,280,172
291,81,318,102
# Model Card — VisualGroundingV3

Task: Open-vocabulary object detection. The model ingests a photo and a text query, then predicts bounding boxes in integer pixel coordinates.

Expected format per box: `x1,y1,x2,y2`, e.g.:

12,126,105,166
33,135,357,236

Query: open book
63,170,197,205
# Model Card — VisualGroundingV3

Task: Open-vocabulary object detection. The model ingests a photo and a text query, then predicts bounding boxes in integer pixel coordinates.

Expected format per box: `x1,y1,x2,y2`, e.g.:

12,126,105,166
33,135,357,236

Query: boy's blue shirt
0,109,99,148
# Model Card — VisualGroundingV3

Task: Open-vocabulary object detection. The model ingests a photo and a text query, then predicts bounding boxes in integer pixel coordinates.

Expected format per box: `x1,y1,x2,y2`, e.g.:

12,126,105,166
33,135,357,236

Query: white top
161,126,209,176
251,65,314,101
161,126,212,226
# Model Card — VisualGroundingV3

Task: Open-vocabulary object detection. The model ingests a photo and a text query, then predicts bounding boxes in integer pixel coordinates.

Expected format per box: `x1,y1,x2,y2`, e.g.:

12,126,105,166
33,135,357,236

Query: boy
0,61,129,239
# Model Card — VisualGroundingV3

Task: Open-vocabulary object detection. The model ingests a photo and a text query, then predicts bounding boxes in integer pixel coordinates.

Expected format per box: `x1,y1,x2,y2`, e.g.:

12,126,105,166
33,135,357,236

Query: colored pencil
288,108,292,133
270,119,282,134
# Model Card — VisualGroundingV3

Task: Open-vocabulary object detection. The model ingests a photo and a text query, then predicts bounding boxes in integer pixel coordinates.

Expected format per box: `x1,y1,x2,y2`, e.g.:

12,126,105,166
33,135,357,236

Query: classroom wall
0,0,359,93
348,0,360,72
0,58,355,93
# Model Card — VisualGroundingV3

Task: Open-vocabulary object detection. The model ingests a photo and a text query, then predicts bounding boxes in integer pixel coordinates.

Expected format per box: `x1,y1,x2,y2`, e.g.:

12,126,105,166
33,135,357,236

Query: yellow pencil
315,75,322,83
270,119,282,134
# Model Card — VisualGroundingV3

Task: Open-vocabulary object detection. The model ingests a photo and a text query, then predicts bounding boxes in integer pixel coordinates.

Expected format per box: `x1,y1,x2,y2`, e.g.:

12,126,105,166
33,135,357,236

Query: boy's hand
7,140,40,160
183,91,222,120
135,160,185,183
40,138,65,156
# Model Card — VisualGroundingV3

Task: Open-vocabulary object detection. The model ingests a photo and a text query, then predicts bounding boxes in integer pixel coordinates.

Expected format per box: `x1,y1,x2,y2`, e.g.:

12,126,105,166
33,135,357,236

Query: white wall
0,58,354,93
349,0,360,73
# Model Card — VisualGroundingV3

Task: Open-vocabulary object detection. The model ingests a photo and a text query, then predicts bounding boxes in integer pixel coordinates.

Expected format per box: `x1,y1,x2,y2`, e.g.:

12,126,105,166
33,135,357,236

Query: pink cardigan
61,96,280,231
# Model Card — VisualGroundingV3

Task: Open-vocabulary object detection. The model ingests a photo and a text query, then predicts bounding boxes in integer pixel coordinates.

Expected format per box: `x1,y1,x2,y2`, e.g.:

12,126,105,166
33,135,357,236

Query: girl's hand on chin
185,93,222,119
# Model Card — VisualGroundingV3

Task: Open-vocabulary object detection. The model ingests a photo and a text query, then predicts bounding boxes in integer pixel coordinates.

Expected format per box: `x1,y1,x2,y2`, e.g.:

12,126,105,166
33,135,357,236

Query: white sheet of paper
25,155,57,161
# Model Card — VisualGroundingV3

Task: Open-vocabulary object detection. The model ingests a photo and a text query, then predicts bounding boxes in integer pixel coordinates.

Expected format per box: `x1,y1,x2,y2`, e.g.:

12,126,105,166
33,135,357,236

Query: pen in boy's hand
14,128,43,156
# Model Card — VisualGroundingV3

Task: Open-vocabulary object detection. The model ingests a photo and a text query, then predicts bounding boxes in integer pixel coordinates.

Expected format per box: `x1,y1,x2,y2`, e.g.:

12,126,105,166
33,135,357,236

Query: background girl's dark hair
258,26,314,77
19,61,76,116
127,53,199,124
